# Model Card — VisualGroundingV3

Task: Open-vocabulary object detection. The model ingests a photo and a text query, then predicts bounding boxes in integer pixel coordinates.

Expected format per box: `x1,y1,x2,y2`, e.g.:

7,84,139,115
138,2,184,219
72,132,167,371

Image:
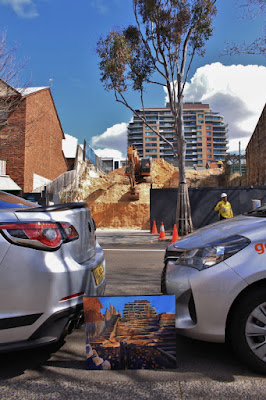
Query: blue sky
1,0,265,156
98,295,176,316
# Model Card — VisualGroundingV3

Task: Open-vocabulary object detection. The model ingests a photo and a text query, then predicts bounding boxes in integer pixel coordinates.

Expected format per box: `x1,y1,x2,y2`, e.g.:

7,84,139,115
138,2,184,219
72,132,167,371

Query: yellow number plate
93,264,105,285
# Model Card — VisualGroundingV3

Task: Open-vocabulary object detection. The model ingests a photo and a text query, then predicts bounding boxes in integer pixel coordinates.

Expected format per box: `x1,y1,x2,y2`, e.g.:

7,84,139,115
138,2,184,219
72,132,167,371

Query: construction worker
214,193,233,220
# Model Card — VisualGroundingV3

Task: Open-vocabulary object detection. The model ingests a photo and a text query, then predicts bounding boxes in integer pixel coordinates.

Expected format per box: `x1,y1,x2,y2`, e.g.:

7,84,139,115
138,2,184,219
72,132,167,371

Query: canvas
83,295,176,370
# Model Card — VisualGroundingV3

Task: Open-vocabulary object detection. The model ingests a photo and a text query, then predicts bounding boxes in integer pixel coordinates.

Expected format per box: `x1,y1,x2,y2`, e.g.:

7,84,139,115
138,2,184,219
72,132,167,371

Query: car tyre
229,288,266,374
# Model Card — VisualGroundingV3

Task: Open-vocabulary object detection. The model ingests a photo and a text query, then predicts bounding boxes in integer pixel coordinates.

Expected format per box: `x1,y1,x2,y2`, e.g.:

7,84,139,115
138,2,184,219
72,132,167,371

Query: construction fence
150,186,266,231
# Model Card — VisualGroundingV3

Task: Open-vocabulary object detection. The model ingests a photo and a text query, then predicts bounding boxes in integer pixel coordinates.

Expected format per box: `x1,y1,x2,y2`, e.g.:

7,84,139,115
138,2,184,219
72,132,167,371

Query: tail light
61,223,79,242
0,222,79,251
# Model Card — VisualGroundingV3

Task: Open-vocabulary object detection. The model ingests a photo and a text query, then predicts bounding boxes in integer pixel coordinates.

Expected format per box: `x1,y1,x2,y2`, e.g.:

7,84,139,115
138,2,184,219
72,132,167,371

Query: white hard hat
221,193,227,198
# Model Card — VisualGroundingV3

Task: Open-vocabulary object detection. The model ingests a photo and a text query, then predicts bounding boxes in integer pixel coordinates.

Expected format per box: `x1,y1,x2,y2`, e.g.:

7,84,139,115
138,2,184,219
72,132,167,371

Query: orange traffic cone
151,220,158,235
159,222,166,239
171,224,179,243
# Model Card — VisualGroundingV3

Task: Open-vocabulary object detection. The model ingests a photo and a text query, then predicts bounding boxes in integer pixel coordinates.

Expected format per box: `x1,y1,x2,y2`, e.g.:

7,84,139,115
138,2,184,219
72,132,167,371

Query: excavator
125,145,152,200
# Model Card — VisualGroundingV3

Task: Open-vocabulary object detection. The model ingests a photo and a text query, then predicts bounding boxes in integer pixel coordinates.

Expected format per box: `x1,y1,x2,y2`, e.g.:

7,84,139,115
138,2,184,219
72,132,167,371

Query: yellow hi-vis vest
214,200,233,219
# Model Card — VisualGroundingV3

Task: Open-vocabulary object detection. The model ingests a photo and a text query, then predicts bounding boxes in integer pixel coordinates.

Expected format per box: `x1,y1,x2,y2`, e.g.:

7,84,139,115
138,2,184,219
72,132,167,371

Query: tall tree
97,0,217,235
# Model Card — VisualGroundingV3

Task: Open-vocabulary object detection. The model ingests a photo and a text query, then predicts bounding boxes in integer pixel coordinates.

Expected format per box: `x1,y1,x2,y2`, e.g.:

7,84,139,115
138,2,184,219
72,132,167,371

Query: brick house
0,80,67,192
246,104,266,186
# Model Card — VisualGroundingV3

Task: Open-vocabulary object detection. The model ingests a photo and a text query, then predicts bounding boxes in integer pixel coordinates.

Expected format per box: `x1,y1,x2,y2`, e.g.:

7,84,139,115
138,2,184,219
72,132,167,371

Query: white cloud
165,63,266,152
94,148,124,159
0,0,38,17
91,122,128,155
90,0,108,14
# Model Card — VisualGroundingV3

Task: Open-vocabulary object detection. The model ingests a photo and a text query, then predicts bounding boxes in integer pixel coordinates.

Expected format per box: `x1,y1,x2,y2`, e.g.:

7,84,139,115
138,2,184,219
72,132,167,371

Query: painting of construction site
83,295,176,370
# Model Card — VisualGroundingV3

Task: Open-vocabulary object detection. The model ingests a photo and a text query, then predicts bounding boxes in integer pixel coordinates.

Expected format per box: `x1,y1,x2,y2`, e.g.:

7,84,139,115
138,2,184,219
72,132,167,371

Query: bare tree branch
224,0,265,55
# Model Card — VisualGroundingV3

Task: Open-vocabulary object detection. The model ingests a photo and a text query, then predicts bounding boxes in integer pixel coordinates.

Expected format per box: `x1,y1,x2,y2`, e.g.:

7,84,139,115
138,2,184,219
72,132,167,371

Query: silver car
0,191,106,352
162,206,266,373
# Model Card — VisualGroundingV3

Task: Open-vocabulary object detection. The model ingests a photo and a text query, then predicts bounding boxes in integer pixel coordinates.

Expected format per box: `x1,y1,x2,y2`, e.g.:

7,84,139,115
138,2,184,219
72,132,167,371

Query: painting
83,295,176,370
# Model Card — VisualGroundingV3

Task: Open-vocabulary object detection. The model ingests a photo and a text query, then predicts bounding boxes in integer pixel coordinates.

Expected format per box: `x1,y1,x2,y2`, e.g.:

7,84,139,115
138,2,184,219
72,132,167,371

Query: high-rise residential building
123,300,157,319
128,102,228,167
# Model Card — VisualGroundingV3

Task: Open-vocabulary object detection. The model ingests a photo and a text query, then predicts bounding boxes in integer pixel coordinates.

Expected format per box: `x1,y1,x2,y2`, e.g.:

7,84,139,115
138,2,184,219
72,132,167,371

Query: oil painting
83,295,176,370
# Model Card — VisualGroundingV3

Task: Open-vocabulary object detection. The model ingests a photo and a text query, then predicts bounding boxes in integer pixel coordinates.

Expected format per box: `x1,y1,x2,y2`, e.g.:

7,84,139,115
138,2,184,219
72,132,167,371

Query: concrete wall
150,186,266,231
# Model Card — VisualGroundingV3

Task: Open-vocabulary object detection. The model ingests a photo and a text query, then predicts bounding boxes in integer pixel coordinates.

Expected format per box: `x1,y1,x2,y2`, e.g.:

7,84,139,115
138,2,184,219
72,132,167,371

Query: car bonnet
172,215,266,250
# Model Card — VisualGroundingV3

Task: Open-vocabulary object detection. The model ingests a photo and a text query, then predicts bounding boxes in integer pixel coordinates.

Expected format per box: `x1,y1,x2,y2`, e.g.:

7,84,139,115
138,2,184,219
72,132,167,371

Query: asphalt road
0,231,266,400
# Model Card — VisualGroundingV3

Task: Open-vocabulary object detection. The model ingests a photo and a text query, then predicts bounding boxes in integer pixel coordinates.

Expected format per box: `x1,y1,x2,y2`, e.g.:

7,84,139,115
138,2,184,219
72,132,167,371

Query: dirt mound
77,159,224,229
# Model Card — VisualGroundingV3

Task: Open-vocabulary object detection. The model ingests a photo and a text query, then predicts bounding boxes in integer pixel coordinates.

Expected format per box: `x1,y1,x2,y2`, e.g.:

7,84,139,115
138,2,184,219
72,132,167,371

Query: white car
0,191,106,352
162,206,266,373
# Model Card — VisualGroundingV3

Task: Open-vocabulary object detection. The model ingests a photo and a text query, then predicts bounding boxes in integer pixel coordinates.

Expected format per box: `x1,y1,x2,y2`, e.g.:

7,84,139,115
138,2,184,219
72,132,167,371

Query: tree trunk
176,97,193,236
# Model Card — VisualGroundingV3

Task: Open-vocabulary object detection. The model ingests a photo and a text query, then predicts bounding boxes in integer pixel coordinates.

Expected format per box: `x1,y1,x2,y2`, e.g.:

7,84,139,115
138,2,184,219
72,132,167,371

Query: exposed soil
76,159,224,229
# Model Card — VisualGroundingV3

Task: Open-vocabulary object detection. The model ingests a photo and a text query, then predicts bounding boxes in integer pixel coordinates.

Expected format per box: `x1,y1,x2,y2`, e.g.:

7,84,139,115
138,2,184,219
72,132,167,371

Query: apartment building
123,300,157,319
128,102,228,167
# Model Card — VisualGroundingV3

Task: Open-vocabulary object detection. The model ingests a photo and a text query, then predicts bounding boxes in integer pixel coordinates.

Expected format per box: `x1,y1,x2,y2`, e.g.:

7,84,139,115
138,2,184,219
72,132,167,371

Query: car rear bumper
0,303,83,353
0,241,106,348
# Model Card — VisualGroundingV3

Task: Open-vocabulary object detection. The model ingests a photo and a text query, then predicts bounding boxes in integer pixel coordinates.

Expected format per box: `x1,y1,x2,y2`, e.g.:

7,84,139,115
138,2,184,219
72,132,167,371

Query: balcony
129,136,143,140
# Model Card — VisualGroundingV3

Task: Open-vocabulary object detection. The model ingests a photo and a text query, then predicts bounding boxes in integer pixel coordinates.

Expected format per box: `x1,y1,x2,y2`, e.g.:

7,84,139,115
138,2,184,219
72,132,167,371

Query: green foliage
97,0,216,94
97,26,155,92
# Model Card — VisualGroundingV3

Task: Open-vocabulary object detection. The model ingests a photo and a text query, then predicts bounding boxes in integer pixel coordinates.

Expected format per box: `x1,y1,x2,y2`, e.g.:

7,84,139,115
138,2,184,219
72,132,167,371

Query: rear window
0,191,37,209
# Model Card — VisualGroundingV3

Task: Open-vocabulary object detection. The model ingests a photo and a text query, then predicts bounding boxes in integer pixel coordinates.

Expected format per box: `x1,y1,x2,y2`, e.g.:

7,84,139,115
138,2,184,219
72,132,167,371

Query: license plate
93,264,105,285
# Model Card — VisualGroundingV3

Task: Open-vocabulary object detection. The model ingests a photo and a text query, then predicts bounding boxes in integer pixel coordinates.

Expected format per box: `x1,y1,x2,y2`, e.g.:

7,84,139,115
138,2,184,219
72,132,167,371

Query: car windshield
0,191,37,209
246,204,266,217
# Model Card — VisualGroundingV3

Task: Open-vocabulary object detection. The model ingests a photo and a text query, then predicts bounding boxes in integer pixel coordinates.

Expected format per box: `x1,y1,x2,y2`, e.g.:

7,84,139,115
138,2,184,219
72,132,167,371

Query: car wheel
229,288,266,374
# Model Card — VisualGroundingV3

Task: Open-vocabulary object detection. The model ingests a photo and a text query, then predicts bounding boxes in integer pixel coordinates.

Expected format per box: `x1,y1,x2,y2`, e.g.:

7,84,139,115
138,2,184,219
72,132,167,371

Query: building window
207,143,212,147
206,126,211,129
198,120,204,124
198,114,204,118
207,132,211,136
145,132,157,136
207,149,212,153
196,125,202,129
